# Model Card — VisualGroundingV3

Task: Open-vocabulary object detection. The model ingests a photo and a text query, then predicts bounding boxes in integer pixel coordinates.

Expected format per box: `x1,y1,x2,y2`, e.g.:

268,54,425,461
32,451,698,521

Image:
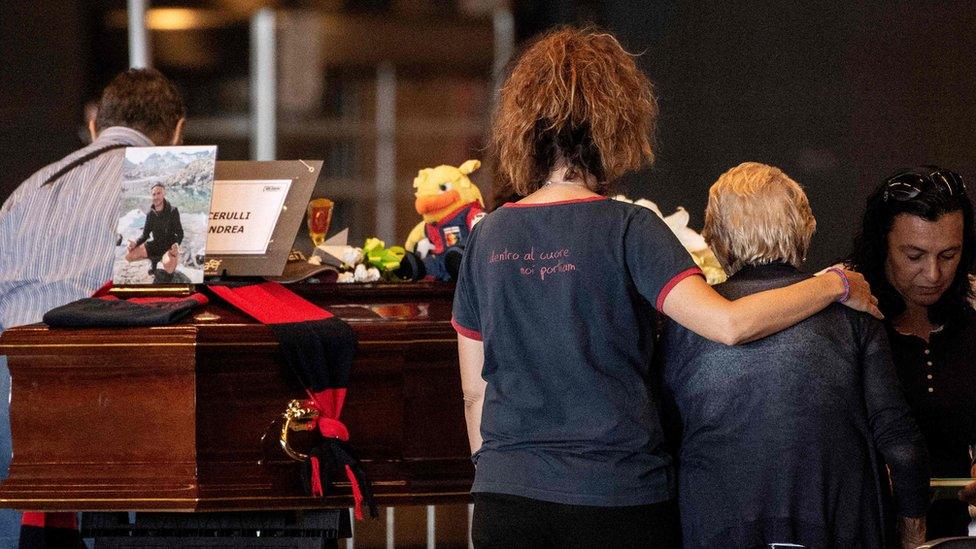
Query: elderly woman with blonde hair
661,162,930,548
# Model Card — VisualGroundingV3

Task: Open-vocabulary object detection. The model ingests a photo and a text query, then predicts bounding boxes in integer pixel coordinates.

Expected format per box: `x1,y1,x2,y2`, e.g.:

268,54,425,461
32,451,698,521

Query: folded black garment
19,525,87,549
43,294,207,328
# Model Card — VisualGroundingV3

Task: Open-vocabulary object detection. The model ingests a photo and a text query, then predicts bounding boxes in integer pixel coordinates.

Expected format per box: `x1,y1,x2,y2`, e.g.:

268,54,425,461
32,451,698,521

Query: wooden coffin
0,282,474,512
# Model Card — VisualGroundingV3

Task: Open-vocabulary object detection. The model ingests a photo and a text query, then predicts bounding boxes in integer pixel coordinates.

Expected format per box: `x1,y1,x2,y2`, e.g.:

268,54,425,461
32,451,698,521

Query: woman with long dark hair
850,165,976,538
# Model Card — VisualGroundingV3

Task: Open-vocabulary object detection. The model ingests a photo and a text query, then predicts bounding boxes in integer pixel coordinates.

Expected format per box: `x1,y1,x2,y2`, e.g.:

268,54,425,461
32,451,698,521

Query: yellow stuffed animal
401,159,485,281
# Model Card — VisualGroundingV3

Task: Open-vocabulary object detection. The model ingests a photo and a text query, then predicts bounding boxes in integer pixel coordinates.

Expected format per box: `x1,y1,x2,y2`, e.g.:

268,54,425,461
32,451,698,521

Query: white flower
337,272,355,283
353,263,369,282
341,247,364,267
308,255,322,266
365,267,381,282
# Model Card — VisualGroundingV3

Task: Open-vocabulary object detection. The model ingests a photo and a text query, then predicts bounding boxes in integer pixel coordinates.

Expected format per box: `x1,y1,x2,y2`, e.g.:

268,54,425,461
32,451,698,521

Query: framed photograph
113,145,217,285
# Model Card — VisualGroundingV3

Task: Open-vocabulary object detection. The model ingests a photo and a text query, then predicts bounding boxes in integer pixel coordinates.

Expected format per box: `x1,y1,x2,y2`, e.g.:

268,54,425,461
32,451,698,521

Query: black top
661,263,930,549
135,199,184,260
452,197,701,506
887,306,976,477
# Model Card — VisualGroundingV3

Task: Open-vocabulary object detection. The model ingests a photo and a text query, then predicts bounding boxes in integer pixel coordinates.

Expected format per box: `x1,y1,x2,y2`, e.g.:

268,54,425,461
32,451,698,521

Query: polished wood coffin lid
0,282,474,511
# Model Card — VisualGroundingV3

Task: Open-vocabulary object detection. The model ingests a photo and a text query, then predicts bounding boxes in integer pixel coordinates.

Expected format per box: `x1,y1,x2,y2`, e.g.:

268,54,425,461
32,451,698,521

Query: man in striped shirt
0,68,185,548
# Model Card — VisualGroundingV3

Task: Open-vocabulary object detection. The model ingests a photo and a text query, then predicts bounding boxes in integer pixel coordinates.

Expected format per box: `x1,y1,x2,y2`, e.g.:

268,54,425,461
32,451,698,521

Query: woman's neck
893,302,937,341
518,167,602,204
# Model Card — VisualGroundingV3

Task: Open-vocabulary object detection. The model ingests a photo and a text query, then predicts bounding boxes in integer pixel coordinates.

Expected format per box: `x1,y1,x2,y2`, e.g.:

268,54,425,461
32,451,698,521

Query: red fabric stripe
306,388,350,440
310,456,324,497
502,196,607,208
316,418,350,441
92,282,208,306
345,464,365,520
127,294,209,305
332,388,346,415
425,223,444,254
21,512,77,529
257,282,333,320
451,317,483,341
209,282,331,324
306,388,347,420
20,512,46,528
655,267,705,311
92,281,114,297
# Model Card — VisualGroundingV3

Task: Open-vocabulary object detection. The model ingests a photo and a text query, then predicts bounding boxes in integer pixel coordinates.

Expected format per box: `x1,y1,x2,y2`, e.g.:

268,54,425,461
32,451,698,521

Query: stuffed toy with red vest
398,160,485,282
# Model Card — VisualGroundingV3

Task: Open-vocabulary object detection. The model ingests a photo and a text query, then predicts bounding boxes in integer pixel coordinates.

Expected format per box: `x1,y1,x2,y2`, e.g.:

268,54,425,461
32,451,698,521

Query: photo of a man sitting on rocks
124,182,185,282
113,145,216,285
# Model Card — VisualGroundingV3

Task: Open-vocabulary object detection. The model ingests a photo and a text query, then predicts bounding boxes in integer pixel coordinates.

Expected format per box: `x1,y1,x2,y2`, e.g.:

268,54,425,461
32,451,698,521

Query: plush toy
399,159,485,281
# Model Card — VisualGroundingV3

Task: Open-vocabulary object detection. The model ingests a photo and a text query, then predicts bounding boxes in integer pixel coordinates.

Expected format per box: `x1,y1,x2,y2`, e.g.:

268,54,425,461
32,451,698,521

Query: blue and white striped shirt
0,127,154,330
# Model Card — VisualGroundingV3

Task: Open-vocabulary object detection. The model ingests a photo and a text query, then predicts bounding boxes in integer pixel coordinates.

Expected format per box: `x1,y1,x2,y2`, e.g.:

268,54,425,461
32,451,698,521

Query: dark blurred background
2,0,975,270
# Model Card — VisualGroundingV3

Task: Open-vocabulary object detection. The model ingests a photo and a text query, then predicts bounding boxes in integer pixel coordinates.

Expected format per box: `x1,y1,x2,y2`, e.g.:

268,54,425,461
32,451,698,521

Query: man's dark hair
849,165,976,325
95,68,185,145
151,182,165,190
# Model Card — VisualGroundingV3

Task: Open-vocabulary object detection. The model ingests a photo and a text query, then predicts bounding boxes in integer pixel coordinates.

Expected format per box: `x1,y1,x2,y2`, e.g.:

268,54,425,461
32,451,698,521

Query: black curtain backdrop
2,1,976,271
513,0,976,270
0,0,89,205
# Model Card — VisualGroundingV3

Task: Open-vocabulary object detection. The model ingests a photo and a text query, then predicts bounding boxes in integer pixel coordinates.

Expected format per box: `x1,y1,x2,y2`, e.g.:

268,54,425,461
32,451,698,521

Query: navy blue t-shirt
451,196,701,506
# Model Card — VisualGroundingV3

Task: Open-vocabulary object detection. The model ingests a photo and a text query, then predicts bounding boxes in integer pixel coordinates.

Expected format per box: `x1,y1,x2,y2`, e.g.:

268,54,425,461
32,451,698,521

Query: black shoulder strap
40,142,128,187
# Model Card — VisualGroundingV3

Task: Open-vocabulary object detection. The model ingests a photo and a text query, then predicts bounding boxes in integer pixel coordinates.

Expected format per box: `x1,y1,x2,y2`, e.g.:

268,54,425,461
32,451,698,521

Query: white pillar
345,507,355,549
127,0,151,68
385,506,395,549
468,502,475,549
492,7,515,100
250,8,277,161
426,505,436,549
375,62,397,243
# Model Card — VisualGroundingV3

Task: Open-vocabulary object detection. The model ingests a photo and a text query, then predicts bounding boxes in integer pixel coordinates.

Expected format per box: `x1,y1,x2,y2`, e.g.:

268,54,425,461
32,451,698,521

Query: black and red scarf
208,282,377,519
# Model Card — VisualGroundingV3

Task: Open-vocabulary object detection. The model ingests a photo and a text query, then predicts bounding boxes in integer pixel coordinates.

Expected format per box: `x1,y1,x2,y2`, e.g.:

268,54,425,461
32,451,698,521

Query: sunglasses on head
883,169,967,202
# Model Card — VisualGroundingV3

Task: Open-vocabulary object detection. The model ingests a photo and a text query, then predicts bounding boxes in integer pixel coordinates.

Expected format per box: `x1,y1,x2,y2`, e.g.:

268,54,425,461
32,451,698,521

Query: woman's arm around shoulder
660,268,881,345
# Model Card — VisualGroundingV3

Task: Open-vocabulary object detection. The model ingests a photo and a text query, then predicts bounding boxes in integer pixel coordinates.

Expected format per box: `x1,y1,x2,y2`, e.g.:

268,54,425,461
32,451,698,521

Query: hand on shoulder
817,265,883,320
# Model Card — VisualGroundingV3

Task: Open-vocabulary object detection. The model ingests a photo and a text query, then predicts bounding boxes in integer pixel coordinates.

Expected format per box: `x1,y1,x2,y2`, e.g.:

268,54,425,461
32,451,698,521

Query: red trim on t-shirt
451,317,483,341
655,267,704,311
502,196,607,208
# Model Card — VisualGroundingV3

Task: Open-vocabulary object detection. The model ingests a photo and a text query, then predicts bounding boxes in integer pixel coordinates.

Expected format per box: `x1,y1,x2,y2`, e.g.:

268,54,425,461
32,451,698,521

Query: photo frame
113,145,217,287
204,160,322,277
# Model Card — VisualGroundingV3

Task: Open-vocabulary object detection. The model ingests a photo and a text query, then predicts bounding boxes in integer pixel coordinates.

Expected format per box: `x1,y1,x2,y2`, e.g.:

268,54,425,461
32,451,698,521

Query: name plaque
207,179,292,255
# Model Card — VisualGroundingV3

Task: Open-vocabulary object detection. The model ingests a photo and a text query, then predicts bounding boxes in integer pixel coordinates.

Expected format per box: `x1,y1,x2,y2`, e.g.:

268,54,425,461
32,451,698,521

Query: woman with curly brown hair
451,28,881,548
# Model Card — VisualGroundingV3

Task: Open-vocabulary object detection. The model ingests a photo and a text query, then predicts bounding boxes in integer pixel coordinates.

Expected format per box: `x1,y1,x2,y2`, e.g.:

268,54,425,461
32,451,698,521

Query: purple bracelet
825,267,851,303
